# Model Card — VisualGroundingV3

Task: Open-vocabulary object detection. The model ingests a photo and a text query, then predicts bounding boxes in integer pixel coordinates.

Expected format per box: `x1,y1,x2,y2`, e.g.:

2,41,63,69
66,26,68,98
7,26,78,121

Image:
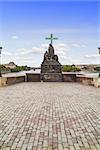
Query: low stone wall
27,73,77,82
26,73,41,82
0,77,7,86
6,76,25,85
92,78,100,88
62,73,76,82
1,73,100,88
76,76,94,86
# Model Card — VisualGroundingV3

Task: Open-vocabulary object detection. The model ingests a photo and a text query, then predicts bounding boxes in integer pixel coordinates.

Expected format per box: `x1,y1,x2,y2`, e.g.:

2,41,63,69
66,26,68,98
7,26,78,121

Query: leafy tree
0,65,10,71
11,66,31,72
95,67,100,72
62,65,81,72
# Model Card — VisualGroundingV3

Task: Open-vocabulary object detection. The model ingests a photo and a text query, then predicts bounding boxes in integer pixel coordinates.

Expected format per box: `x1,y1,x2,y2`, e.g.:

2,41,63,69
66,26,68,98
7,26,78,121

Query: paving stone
0,82,100,150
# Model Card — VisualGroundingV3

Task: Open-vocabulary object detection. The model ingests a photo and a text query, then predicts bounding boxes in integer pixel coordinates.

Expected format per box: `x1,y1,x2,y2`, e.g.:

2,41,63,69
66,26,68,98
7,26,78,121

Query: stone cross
45,34,58,45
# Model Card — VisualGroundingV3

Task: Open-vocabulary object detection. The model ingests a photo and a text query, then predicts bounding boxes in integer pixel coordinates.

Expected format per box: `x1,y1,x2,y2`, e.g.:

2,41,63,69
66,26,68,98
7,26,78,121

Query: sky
0,0,100,67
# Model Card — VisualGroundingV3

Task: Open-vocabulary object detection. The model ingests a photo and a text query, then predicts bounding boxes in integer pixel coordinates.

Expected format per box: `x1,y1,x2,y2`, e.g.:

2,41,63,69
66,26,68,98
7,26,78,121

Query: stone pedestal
41,73,63,82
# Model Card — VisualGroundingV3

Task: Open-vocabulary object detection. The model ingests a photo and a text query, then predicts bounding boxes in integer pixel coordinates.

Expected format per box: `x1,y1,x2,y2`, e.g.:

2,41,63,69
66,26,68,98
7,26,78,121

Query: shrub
62,65,81,72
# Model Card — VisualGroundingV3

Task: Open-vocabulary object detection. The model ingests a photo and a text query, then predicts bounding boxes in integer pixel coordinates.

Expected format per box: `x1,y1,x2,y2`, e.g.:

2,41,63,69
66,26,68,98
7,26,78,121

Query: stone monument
41,34,62,82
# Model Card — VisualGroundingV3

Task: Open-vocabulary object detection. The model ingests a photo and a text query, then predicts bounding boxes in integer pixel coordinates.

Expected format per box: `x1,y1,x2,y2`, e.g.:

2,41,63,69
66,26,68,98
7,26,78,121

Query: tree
95,67,100,72
62,65,81,72
11,66,31,72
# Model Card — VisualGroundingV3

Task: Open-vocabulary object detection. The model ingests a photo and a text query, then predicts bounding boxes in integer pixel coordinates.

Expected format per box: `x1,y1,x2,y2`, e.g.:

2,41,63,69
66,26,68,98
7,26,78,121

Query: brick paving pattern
0,82,100,150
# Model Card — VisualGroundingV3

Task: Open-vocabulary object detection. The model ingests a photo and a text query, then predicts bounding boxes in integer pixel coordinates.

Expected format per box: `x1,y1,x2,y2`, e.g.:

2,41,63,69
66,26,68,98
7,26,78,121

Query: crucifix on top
45,34,58,45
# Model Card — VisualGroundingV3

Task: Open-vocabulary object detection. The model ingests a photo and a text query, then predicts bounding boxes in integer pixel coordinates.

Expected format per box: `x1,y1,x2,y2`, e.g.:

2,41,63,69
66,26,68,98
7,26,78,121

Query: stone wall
0,73,100,88
6,76,25,85
62,73,76,82
26,73,41,82
76,76,93,86
0,77,7,86
92,78,100,88
26,73,77,82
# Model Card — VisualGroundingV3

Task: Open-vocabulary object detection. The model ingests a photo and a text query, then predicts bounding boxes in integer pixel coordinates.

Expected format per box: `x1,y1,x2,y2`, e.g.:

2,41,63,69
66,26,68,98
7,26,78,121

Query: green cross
45,34,58,45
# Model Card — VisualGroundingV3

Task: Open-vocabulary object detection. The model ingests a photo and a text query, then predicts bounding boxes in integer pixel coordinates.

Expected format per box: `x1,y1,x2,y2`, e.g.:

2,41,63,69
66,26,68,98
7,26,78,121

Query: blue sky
0,0,100,66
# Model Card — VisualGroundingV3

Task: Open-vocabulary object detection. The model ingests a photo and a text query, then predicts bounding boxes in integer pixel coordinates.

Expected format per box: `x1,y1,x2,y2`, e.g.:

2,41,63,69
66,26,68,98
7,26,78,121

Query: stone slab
62,73,76,82
26,73,41,82
7,76,25,85
41,73,63,82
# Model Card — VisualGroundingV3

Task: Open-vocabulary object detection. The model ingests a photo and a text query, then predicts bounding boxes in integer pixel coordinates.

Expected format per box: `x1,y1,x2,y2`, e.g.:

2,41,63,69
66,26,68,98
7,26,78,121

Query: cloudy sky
0,0,100,67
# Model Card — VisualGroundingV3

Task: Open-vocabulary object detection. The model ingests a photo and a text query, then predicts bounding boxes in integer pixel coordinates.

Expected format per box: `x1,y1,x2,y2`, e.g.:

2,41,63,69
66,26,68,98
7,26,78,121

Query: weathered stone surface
41,44,62,82
26,73,41,82
6,76,25,85
41,73,63,82
93,78,100,87
62,73,76,82
0,82,100,150
0,77,7,86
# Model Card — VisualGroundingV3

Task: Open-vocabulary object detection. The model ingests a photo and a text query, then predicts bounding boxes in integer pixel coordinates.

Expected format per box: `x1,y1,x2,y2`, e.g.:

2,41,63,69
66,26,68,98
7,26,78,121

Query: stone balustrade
0,73,100,88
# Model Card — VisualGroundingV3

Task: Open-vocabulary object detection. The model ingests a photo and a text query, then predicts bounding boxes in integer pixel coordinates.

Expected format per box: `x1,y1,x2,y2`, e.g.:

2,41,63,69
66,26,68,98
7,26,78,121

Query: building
4,62,17,69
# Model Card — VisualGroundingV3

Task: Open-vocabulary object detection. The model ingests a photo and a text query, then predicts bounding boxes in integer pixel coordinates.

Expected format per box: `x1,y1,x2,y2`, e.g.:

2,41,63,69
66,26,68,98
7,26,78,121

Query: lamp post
98,47,100,54
98,47,100,77
0,46,2,77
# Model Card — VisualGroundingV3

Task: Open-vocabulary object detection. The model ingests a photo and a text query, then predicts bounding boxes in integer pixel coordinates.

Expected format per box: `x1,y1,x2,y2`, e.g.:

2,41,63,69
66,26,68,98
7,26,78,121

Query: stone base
41,73,63,82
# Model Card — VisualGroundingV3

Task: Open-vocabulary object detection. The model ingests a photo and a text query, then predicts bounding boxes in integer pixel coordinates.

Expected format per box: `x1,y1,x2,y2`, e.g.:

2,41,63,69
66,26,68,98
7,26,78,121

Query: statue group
41,44,63,81
43,44,58,62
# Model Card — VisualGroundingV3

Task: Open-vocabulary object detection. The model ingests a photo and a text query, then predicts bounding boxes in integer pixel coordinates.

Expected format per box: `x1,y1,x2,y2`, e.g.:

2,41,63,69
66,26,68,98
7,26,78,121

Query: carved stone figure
43,51,49,62
41,44,62,81
48,44,54,55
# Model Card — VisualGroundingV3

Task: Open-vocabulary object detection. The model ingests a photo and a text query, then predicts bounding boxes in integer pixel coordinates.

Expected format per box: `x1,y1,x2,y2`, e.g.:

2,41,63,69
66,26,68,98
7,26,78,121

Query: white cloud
32,47,44,54
81,44,86,48
41,44,48,49
59,55,83,65
2,51,12,56
2,43,99,66
72,43,87,48
85,54,100,58
16,48,33,55
2,43,68,66
11,36,18,40
58,43,67,47
72,44,80,48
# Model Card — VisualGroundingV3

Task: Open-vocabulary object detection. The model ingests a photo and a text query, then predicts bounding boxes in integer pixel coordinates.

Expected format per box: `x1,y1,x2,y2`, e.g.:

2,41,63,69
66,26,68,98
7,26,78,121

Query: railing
1,70,11,74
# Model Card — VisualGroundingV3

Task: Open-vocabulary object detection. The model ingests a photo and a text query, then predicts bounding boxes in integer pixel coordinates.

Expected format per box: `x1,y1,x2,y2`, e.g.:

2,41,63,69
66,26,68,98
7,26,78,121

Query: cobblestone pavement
0,82,100,150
